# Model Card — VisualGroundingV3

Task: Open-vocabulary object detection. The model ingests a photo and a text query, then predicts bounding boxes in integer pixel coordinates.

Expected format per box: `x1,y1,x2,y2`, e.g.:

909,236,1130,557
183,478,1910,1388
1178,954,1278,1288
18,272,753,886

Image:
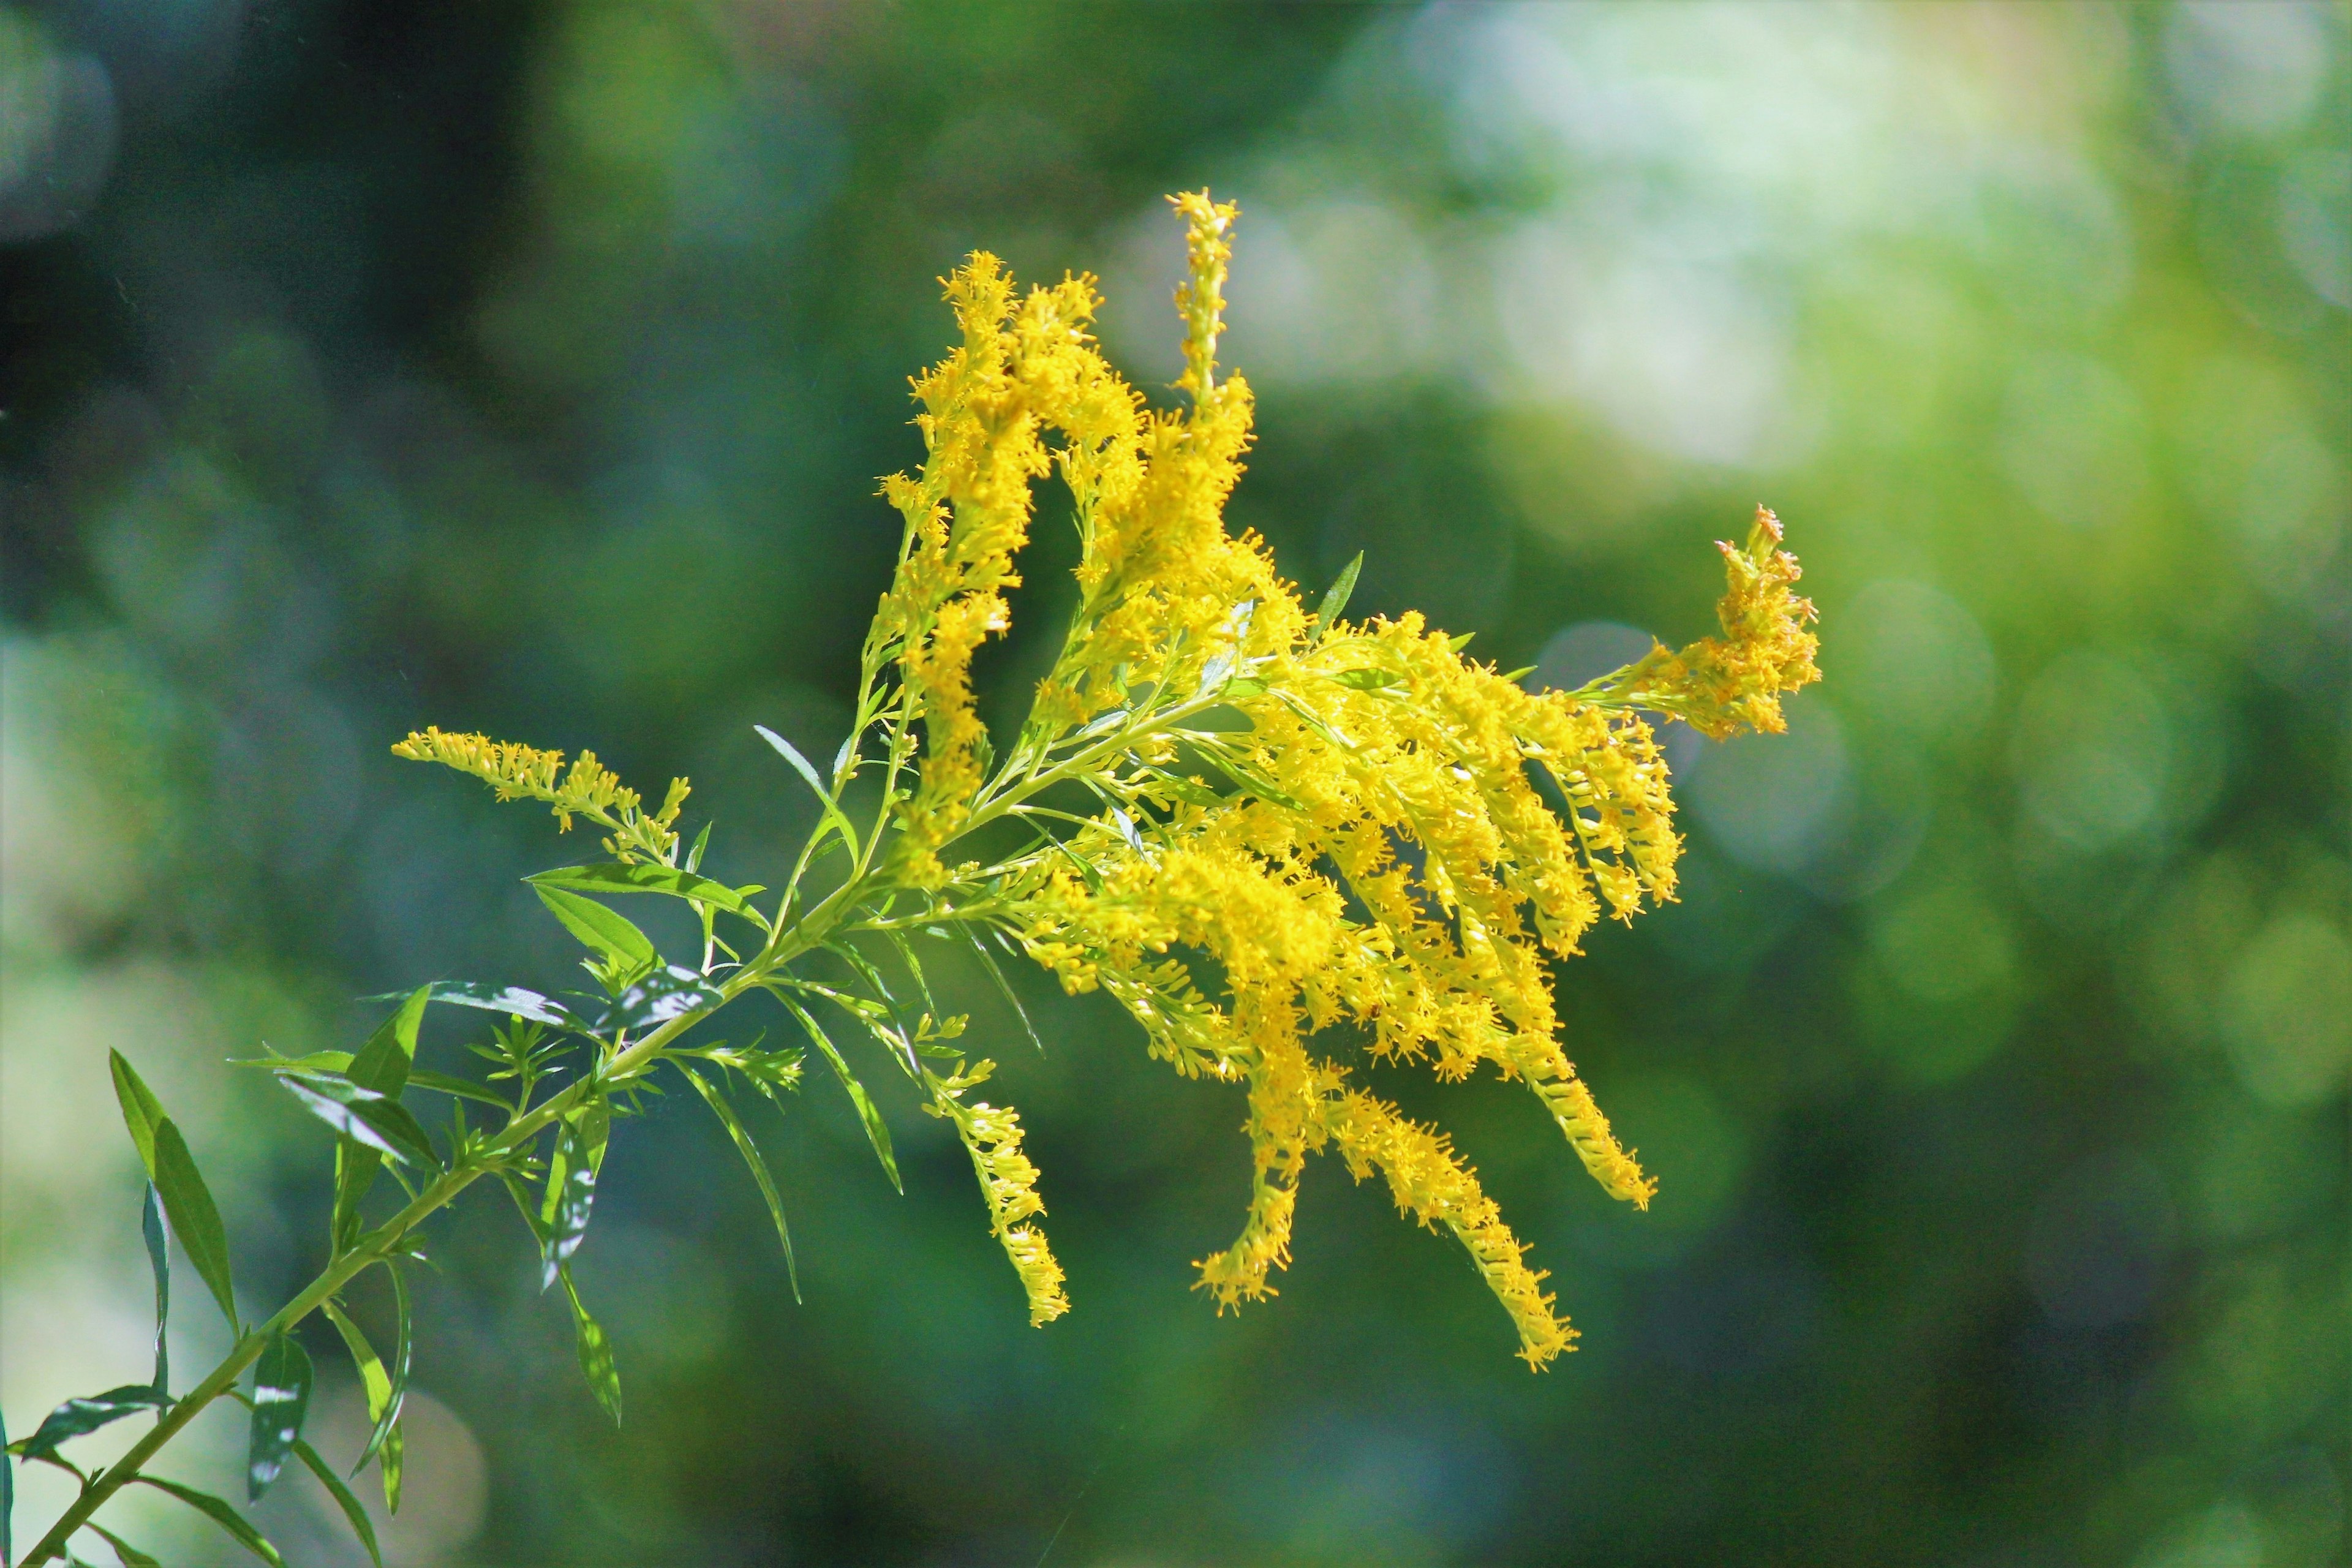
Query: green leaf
1190,745,1310,814
292,1438,383,1568
88,1523,160,1567
349,986,429,1098
331,1137,381,1255
278,1075,439,1167
141,1183,170,1393
528,862,750,916
534,884,657,969
1327,666,1405,691
1500,665,1537,683
405,1068,513,1109
319,1300,394,1476
1313,551,1363,639
151,1120,236,1325
245,1334,312,1502
557,1262,622,1426
88,1521,160,1567
109,1050,167,1179
962,927,1046,1056
132,1476,284,1567
325,1271,409,1512
783,998,901,1195
539,1114,600,1289
677,1066,801,1300
12,1386,170,1460
756,723,863,857
395,980,585,1030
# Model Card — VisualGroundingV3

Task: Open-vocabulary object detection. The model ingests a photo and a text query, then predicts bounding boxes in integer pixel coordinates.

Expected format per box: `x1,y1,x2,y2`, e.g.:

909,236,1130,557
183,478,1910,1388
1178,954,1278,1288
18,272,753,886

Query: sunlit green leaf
756,723,863,857
782,996,902,1194
535,884,657,968
292,1438,382,1568
540,1114,598,1289
527,861,750,915
278,1075,439,1167
245,1333,312,1502
962,926,1046,1056
151,1120,236,1325
108,1050,167,1179
12,1385,170,1460
557,1262,622,1426
677,1065,801,1300
1327,666,1405,690
1313,550,1363,639
349,986,429,1098
132,1476,284,1566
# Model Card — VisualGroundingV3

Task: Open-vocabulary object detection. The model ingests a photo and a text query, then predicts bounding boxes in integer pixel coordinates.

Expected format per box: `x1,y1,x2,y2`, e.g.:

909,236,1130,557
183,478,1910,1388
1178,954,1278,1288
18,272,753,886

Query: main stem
23,897,848,1565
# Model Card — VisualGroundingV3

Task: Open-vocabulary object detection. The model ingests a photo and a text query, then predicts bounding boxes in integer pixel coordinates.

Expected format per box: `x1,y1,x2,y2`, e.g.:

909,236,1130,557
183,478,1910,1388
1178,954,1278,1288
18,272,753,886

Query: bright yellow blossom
396,190,1819,1370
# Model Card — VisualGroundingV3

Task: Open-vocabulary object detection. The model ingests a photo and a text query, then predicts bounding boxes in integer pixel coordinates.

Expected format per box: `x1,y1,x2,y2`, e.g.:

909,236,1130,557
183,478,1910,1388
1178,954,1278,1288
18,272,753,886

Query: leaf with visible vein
131,1476,284,1567
534,884,657,969
527,861,751,916
12,1385,171,1459
963,926,1046,1055
109,1050,167,1178
780,997,901,1194
279,1074,439,1167
557,1262,622,1426
292,1438,383,1568
151,1120,236,1325
757,724,862,859
678,1065,801,1300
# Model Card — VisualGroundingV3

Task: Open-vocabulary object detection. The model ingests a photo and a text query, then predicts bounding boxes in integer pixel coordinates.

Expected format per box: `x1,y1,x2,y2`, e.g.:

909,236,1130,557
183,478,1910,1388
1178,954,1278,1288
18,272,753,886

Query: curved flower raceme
397,191,1819,1372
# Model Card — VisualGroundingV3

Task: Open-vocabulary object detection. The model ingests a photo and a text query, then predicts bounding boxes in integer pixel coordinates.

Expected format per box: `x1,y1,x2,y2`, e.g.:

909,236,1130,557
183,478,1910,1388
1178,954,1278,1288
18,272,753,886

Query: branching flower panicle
20,190,1819,1567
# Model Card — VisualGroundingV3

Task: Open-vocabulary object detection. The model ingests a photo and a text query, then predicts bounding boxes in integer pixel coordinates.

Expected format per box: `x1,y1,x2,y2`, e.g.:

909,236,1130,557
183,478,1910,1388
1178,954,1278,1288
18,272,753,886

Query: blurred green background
2,2,2345,1564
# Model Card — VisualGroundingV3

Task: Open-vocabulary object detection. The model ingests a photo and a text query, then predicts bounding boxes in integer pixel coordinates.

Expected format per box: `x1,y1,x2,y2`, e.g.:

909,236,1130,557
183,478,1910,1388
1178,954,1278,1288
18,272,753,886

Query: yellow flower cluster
881,194,1819,1365
1574,507,1822,741
923,1060,1069,1325
391,725,688,864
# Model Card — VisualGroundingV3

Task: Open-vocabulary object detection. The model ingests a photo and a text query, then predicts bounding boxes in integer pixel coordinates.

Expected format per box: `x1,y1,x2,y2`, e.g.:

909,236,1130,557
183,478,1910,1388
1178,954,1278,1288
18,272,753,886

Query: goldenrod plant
4,193,1817,1566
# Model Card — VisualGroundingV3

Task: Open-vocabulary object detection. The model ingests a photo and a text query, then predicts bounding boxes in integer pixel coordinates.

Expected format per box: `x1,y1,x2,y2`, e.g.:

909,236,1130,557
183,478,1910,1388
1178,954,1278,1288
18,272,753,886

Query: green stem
23,899,848,1564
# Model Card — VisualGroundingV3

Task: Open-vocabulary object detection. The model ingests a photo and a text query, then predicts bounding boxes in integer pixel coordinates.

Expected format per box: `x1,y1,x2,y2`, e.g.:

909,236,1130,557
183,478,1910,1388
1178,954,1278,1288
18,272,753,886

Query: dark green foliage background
2,3,2345,1564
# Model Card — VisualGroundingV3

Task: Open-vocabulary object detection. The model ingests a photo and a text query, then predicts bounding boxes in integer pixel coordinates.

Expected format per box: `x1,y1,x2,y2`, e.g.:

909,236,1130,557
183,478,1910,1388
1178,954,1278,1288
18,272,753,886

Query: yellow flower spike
397,192,1815,1366
925,1061,1069,1326
391,725,687,864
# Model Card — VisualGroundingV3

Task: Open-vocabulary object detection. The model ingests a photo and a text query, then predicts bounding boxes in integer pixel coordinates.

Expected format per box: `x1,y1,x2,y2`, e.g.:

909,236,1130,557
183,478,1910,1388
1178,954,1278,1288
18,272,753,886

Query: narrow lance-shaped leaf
539,1114,599,1290
782,996,900,1195
331,986,430,1254
151,1120,236,1326
141,1183,169,1393
323,1279,407,1513
557,1262,622,1427
533,884,656,970
962,927,1046,1057
246,1333,312,1502
756,723,862,858
349,986,429,1098
292,1438,383,1568
677,1065,801,1302
109,1050,166,1178
527,862,752,916
279,1075,439,1168
1313,550,1363,640
132,1476,284,1567
86,1523,160,1568
12,1386,170,1460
